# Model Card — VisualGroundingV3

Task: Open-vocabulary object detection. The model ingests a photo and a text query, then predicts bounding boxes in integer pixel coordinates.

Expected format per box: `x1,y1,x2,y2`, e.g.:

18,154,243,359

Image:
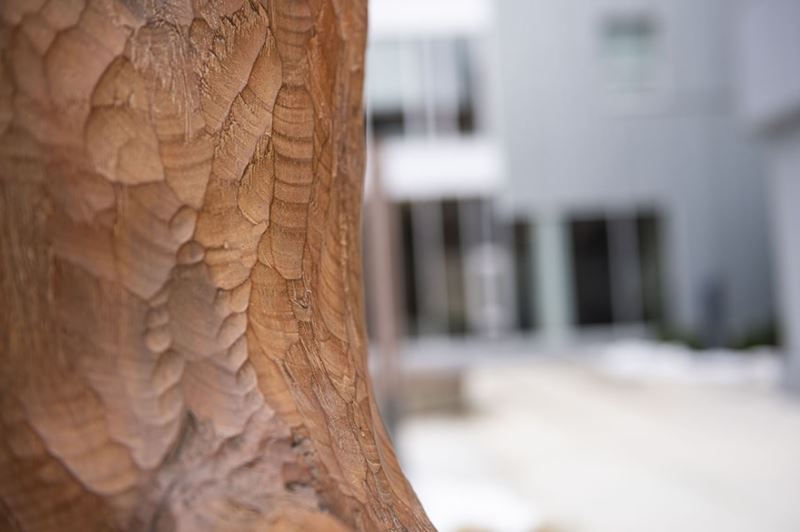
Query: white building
737,0,800,390
365,0,775,354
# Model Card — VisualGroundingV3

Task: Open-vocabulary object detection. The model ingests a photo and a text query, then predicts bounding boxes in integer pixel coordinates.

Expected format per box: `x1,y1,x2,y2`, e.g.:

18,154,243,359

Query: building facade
365,0,775,353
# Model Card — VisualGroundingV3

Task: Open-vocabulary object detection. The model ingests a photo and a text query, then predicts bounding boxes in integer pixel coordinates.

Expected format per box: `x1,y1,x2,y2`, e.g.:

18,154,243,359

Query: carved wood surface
0,1,433,530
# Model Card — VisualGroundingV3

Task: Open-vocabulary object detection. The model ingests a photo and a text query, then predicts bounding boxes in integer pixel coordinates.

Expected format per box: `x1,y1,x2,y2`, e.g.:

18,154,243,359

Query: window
569,211,664,326
391,198,535,338
367,37,479,139
570,219,614,325
601,13,660,91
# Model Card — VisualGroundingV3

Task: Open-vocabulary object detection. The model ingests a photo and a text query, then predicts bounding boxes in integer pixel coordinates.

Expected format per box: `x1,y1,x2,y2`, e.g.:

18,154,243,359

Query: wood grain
0,1,434,530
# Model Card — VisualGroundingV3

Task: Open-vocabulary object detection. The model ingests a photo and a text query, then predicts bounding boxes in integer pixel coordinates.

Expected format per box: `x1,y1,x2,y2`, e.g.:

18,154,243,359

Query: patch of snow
398,419,544,532
409,475,543,532
596,339,781,386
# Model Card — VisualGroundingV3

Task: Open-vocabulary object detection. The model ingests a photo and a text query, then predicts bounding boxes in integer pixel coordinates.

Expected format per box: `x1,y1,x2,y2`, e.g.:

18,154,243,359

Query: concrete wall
768,129,800,389
737,0,800,389
738,1,800,129
494,0,774,342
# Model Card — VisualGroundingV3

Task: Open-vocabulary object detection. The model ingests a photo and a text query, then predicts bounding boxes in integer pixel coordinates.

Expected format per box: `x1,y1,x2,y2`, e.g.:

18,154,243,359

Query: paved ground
396,353,800,532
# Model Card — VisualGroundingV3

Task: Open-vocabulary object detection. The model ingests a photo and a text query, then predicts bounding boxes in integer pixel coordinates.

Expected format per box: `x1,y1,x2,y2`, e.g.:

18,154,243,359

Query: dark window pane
637,212,664,323
607,216,642,323
371,110,405,138
442,200,467,335
457,107,475,134
454,38,476,134
570,218,613,326
399,202,418,336
513,221,535,331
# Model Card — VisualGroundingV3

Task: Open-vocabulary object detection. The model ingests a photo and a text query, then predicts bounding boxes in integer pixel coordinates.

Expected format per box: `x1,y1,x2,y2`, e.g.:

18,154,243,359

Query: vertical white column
770,136,800,392
535,209,573,349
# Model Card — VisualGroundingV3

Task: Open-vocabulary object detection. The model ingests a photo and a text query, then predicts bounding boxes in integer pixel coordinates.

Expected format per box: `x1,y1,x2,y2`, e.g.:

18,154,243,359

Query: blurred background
360,0,800,531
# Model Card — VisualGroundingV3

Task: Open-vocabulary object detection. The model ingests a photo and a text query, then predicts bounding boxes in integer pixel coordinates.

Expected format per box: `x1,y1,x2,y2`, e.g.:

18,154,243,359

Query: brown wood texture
0,1,433,530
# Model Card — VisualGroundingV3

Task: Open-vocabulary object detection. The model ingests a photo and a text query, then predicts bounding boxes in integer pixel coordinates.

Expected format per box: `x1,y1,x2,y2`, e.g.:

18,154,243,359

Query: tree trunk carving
0,1,433,530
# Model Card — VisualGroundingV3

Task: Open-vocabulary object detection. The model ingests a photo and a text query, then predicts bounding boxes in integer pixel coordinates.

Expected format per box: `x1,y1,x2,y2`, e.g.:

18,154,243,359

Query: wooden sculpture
0,0,433,530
